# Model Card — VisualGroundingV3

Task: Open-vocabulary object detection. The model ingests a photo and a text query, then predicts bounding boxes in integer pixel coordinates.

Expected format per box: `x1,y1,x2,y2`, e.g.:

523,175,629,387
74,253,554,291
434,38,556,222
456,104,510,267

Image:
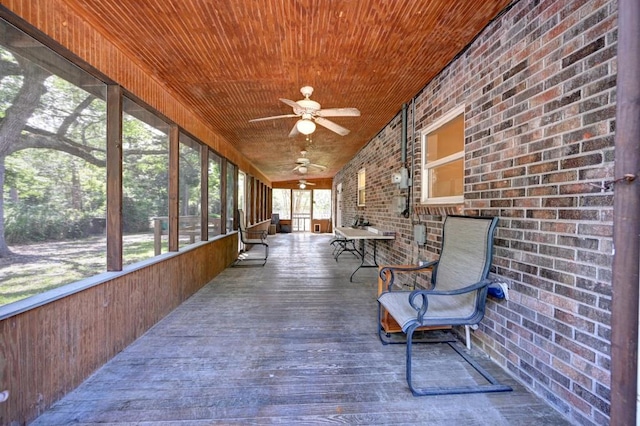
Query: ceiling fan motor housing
295,100,320,115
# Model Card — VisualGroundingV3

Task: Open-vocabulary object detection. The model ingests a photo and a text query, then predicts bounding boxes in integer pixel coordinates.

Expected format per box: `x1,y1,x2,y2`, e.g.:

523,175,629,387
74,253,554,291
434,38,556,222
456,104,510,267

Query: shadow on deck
31,233,571,425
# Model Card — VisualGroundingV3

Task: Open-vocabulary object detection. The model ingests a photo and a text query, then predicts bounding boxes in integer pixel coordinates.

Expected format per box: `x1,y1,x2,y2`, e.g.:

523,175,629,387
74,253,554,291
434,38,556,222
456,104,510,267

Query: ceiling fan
298,180,316,189
292,151,326,174
249,86,360,137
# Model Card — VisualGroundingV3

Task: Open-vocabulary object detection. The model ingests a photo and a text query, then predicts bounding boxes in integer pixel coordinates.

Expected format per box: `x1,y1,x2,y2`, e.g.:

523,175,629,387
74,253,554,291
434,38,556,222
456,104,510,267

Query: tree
0,48,103,255
1,34,175,258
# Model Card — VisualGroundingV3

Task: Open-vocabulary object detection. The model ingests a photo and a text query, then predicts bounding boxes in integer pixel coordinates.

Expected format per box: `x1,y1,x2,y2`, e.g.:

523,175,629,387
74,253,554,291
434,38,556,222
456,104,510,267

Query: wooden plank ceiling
64,0,513,183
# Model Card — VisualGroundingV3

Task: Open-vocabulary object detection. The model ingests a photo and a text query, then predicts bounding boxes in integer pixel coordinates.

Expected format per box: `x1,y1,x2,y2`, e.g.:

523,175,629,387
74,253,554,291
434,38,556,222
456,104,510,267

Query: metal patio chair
377,215,512,396
236,209,269,266
329,236,359,261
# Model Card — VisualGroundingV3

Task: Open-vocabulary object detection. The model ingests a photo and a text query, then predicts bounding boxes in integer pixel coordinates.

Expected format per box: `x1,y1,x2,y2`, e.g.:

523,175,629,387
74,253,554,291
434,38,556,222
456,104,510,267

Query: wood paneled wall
0,235,237,425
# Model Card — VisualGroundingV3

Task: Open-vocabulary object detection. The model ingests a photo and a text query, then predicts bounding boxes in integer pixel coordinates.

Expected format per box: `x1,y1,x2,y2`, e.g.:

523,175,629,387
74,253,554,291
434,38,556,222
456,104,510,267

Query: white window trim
420,105,465,205
357,168,366,207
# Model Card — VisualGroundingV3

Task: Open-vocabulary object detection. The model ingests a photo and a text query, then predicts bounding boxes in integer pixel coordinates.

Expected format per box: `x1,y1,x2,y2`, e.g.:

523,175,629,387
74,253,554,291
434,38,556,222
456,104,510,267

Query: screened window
357,168,366,206
0,19,107,306
272,189,291,220
178,133,201,249
226,162,236,233
313,189,332,219
421,106,465,204
208,150,222,238
122,97,169,263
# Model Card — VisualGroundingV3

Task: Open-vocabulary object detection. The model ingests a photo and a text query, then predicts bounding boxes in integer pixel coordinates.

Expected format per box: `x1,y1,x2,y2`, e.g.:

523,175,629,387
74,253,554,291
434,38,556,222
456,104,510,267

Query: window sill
414,204,464,217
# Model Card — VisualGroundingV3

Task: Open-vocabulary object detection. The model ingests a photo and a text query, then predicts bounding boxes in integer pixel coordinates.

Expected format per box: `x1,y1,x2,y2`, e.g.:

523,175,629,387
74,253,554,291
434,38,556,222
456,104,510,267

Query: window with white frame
272,188,291,219
421,106,465,204
357,168,366,206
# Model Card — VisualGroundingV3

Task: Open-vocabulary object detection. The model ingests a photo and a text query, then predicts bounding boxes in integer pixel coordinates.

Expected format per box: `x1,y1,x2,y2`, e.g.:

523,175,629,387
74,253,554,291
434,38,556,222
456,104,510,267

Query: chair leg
406,323,418,394
233,242,268,267
404,323,512,396
262,243,269,266
465,325,471,350
378,303,398,345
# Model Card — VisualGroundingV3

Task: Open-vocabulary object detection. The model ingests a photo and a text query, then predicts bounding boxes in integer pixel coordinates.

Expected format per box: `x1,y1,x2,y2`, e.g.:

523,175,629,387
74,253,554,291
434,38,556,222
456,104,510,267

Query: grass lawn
0,234,167,306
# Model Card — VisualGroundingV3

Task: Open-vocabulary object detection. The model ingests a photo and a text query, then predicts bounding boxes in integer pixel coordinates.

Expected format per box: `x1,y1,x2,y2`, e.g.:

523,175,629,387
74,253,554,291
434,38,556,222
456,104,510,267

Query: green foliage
179,142,201,216
122,113,169,224
4,201,94,243
122,195,151,233
1,43,173,249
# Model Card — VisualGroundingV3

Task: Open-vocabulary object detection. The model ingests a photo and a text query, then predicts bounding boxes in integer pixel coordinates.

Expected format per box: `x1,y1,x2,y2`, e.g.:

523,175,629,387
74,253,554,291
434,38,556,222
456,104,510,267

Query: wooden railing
151,216,221,255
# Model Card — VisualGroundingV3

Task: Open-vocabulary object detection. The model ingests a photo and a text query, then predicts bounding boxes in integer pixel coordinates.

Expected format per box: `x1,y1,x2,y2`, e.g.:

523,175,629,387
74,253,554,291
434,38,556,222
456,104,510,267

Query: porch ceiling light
296,118,316,135
299,183,306,189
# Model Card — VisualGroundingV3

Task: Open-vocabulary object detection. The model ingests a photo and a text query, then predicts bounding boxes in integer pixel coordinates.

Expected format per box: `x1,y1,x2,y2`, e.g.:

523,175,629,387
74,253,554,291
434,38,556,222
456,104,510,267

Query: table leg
350,239,382,282
350,240,367,282
371,239,379,266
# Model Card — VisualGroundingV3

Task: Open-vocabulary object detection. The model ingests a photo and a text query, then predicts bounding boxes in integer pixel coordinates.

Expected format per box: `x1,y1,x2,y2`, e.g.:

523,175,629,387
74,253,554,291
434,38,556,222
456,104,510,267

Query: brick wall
334,1,617,424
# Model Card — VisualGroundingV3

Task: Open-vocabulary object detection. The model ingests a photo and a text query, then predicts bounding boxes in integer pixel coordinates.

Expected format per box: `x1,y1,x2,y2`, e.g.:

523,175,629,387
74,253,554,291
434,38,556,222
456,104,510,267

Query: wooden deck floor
32,233,571,425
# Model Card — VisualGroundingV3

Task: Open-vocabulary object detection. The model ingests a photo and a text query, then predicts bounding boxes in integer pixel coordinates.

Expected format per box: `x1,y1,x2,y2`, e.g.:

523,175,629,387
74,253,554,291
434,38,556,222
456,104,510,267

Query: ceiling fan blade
288,123,300,138
249,114,298,123
316,108,361,117
314,117,350,136
308,163,327,170
292,164,301,172
279,98,299,109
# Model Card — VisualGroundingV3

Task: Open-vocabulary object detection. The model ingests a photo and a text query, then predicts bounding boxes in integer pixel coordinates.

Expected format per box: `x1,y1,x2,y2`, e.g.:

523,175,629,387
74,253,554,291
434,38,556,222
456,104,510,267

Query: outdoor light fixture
299,183,306,189
296,118,316,135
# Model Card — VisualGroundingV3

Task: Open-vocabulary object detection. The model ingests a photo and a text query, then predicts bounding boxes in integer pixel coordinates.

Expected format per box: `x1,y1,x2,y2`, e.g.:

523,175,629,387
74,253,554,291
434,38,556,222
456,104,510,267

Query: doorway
237,171,246,252
335,183,343,228
292,189,311,232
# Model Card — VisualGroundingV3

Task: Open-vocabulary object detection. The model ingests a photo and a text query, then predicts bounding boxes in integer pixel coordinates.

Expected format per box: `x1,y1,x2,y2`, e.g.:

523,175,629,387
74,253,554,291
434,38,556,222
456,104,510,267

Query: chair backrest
431,215,498,316
238,209,247,240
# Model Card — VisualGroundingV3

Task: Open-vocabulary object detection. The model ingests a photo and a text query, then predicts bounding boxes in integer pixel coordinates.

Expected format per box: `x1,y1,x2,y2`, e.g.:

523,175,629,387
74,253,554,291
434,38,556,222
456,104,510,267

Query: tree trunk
0,156,12,257
0,60,49,258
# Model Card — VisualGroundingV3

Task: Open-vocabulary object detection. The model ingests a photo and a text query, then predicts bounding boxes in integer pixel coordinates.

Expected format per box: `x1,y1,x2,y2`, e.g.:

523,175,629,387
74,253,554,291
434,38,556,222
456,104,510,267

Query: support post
610,0,640,423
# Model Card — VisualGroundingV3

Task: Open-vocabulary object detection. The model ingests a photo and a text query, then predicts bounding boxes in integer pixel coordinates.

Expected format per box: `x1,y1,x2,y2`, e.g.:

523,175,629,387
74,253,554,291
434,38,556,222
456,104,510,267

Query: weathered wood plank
30,234,571,425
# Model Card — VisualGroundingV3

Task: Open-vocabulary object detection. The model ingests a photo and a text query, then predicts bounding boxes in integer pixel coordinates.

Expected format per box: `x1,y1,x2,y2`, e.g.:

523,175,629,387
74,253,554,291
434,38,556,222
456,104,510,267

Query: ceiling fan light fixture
296,119,316,135
298,166,308,174
299,183,306,189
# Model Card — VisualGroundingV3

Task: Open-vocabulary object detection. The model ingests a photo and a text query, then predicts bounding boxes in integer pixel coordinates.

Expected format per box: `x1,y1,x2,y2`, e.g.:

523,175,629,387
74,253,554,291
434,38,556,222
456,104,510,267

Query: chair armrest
409,279,493,323
379,262,437,292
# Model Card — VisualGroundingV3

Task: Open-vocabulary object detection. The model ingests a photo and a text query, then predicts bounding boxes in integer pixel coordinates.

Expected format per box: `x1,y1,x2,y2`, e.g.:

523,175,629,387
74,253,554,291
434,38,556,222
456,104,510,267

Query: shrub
5,202,96,244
